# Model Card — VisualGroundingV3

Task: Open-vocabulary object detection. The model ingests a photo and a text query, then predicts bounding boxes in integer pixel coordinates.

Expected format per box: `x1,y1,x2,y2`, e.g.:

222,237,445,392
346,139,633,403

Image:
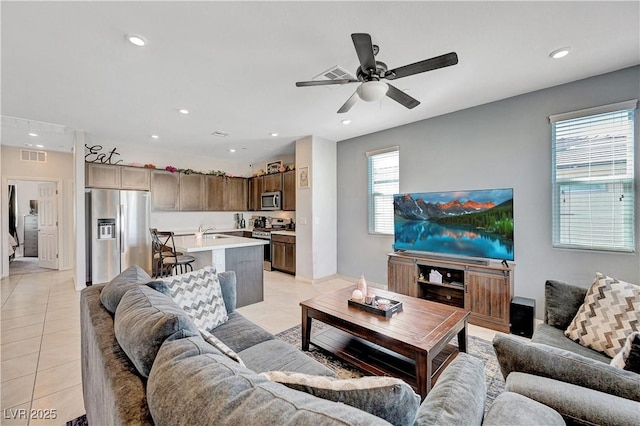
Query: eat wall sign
85,144,123,165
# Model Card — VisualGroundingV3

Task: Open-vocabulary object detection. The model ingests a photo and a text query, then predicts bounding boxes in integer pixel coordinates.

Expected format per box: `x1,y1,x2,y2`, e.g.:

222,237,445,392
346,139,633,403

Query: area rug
275,322,506,410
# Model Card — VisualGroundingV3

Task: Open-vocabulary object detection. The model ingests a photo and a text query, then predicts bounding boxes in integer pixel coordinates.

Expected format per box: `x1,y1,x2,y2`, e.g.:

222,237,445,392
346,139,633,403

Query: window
551,100,636,252
367,147,399,235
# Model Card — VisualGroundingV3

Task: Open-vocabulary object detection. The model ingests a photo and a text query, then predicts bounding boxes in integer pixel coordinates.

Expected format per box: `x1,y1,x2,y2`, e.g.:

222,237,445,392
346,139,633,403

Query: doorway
7,179,60,275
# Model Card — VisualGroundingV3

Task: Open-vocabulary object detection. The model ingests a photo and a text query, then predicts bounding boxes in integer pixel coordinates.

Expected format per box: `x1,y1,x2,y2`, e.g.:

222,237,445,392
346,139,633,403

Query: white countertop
271,230,296,236
174,235,268,253
172,228,250,236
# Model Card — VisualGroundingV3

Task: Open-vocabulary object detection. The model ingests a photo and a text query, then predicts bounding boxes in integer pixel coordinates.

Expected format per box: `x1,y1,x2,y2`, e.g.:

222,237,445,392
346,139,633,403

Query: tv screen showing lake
393,189,514,261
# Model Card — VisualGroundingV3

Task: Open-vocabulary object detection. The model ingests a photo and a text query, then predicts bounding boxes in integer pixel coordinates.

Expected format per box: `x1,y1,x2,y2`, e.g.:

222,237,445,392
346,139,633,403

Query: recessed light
229,149,236,153
151,134,159,139
178,109,189,114
127,35,146,47
28,132,38,137
24,143,33,147
270,132,279,137
35,144,44,148
549,47,571,59
341,119,351,125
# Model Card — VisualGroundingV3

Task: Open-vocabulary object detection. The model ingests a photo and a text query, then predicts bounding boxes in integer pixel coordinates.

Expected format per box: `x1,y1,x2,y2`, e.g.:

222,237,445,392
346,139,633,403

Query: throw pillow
200,329,246,367
114,285,200,377
100,265,170,314
161,266,228,331
565,273,640,357
260,371,420,426
610,331,640,374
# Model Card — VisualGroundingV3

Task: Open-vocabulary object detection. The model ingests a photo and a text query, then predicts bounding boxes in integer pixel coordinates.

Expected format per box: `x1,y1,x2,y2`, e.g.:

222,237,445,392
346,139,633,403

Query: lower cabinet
387,253,513,332
271,234,295,274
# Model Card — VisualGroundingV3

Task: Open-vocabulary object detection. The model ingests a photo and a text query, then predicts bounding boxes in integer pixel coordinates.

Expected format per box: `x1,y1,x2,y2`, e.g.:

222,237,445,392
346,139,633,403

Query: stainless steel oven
251,229,271,271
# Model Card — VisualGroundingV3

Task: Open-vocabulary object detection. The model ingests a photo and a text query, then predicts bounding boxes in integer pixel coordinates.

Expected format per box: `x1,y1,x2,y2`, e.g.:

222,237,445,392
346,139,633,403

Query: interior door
38,182,58,269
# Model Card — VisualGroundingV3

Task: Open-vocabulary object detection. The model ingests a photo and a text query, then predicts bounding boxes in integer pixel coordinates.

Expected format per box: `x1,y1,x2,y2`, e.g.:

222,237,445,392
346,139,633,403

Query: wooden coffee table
300,286,470,400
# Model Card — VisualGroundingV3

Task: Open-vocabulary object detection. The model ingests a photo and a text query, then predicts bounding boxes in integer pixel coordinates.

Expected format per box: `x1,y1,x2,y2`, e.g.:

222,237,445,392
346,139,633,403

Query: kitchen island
174,234,268,308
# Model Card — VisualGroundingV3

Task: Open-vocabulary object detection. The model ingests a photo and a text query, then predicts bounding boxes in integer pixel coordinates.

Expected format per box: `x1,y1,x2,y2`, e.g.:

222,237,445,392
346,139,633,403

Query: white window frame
366,146,399,235
550,100,636,253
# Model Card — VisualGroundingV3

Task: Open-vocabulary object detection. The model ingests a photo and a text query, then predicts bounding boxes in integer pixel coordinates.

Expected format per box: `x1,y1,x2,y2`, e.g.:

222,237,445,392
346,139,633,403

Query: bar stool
150,229,195,277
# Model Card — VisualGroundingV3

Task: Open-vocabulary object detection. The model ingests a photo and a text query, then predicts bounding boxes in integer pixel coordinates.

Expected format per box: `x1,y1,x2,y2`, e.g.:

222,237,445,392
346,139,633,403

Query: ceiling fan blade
386,83,420,109
351,33,377,73
338,91,359,114
386,52,458,80
296,79,358,87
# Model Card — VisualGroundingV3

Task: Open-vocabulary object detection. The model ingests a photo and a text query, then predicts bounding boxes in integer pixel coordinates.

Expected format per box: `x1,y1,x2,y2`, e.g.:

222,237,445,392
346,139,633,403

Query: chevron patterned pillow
565,273,640,358
162,266,229,332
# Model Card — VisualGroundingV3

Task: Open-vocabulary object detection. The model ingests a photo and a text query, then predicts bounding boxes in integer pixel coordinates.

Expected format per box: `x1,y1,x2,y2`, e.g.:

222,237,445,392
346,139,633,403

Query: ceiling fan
296,33,458,113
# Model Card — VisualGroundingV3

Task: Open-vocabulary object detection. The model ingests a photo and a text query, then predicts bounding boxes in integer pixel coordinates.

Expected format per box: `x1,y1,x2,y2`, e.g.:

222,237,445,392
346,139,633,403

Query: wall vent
312,65,356,89
21,149,47,163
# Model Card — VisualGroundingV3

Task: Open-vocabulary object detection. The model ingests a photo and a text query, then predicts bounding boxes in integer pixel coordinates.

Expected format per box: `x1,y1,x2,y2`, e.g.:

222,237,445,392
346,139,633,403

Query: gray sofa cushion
210,311,274,352
147,337,391,426
80,285,153,426
493,333,640,401
544,280,587,330
483,392,564,425
114,285,200,377
506,372,640,426
100,265,169,314
217,271,237,313
414,353,485,426
261,371,420,426
239,339,336,377
532,323,611,363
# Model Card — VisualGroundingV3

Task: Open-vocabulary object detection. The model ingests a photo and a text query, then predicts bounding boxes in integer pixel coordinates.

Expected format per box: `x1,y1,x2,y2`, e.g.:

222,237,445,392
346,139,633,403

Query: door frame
1,176,63,277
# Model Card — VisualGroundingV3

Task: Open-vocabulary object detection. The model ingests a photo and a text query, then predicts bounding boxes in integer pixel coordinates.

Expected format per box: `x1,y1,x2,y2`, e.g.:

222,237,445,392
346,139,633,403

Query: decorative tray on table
348,296,403,318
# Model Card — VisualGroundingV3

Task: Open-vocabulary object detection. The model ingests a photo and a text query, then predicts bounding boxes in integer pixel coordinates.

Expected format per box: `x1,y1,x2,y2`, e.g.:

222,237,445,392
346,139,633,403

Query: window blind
551,101,636,252
367,147,399,235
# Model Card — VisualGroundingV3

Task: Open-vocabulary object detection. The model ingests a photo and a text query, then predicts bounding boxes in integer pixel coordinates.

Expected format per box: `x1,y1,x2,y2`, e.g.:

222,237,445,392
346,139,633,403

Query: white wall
295,135,337,281
337,66,640,319
1,145,75,276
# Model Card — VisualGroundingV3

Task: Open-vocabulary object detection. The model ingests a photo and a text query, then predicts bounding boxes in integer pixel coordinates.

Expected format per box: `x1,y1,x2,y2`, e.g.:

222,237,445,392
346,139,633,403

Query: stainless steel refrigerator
85,189,151,284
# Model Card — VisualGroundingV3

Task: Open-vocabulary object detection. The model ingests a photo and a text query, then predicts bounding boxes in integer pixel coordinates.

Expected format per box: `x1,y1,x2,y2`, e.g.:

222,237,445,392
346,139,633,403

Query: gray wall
337,66,640,319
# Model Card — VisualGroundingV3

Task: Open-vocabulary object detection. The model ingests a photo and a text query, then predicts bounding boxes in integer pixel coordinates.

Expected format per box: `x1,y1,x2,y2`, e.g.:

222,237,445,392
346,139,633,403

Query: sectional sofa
80,266,563,425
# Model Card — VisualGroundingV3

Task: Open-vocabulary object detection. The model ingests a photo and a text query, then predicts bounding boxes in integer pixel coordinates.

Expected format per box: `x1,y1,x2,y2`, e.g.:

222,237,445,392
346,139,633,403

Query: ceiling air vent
212,131,230,138
21,149,47,163
312,65,356,89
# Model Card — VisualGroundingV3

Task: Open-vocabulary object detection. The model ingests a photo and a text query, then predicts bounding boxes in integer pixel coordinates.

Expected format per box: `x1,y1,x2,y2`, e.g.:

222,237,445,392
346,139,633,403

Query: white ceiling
2,1,639,165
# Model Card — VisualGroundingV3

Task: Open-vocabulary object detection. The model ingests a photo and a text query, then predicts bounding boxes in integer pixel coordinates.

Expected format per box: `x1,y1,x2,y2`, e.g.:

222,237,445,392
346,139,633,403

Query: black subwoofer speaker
510,297,535,338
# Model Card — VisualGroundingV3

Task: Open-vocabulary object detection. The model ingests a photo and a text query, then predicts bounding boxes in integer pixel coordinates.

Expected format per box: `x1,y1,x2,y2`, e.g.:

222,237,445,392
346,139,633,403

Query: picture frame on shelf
299,166,310,189
266,160,282,174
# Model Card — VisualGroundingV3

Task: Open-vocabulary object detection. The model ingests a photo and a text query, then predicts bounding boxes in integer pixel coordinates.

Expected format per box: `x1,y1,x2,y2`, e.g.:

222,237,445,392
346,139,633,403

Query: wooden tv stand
387,252,513,332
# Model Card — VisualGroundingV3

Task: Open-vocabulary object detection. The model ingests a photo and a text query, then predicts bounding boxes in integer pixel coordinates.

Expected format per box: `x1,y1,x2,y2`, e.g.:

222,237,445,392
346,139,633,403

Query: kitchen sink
205,234,229,239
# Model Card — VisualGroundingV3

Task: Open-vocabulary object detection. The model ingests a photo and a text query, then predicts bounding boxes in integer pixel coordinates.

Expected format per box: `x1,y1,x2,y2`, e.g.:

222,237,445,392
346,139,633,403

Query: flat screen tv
393,188,514,261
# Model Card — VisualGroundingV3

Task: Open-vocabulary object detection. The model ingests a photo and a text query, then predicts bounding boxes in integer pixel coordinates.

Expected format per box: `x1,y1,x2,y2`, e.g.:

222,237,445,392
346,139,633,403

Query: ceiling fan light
357,81,389,102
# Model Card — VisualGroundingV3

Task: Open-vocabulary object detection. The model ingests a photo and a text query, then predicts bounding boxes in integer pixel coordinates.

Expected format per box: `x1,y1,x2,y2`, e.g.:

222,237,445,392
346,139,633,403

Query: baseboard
336,274,387,290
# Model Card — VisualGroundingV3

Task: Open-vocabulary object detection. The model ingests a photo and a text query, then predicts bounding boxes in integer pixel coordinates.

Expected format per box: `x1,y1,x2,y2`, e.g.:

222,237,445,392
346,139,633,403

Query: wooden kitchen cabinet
387,253,513,332
120,167,150,190
86,163,150,190
263,173,282,192
225,177,248,211
151,170,180,211
248,176,263,211
272,234,295,274
205,175,225,211
179,173,205,211
282,170,296,211
86,163,121,189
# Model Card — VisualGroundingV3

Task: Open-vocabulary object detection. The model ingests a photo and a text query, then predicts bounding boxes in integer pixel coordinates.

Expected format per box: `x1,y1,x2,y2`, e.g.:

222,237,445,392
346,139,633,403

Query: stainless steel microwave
261,191,281,210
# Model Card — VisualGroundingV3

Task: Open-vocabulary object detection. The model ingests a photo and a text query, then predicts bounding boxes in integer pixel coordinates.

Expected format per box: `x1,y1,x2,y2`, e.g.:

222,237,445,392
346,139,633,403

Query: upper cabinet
150,170,180,211
248,171,296,211
263,173,282,192
282,170,296,211
205,175,225,211
179,173,205,211
86,163,149,190
226,177,248,211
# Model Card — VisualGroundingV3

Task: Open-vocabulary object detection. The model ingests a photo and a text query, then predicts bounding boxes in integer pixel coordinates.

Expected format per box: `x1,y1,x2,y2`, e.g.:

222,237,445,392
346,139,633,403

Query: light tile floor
1,269,498,425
